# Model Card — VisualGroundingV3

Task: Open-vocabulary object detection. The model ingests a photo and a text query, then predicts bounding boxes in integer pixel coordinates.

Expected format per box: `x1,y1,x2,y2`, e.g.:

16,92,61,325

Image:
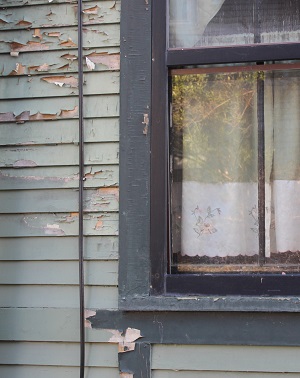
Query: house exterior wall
1,1,300,377
0,0,119,376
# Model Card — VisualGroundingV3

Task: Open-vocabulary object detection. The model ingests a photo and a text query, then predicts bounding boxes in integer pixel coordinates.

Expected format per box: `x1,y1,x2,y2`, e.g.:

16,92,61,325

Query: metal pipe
77,0,85,376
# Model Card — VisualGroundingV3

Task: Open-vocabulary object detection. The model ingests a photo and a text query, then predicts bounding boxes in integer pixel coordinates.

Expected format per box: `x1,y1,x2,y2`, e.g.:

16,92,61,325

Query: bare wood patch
41,75,78,88
85,52,120,70
9,63,26,76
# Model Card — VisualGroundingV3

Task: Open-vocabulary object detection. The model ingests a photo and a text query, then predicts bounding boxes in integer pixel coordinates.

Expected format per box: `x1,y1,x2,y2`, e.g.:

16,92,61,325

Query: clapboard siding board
0,0,113,7
0,342,118,367
0,236,118,260
0,212,119,237
0,48,120,76
0,260,118,285
0,188,119,213
0,285,118,308
0,71,120,99
0,165,119,190
0,95,119,120
0,366,120,378
0,118,119,146
152,345,300,373
0,308,119,342
0,24,120,54
0,1,120,30
0,142,119,167
152,372,300,378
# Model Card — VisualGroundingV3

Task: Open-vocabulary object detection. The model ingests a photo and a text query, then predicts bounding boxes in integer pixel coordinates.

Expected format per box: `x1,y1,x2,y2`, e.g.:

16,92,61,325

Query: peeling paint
59,106,78,118
28,63,50,72
120,374,133,378
16,20,32,27
41,75,78,88
84,310,96,328
46,31,61,38
9,63,26,76
85,52,120,70
83,5,99,15
0,17,10,25
0,106,78,123
61,53,77,61
60,38,77,48
44,223,65,236
33,28,43,39
108,328,143,353
94,218,103,230
142,113,149,135
86,57,95,70
10,41,50,52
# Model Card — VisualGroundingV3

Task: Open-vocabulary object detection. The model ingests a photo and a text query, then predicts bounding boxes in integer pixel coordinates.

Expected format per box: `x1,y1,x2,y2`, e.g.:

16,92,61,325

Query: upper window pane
169,0,300,48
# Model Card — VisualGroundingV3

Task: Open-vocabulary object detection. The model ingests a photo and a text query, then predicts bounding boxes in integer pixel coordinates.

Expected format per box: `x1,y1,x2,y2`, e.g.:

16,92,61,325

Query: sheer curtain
170,0,300,258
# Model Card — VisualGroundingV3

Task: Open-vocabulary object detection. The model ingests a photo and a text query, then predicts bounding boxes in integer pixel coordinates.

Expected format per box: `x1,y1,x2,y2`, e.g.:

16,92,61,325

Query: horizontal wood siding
152,372,300,378
152,345,300,374
0,0,120,375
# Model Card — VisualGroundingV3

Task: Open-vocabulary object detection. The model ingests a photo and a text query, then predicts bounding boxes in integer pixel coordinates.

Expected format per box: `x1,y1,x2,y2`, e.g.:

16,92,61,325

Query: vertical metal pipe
77,0,85,376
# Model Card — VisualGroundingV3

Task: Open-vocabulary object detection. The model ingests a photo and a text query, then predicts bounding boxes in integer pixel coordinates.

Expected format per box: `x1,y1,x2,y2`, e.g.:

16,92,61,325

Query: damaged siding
0,0,120,375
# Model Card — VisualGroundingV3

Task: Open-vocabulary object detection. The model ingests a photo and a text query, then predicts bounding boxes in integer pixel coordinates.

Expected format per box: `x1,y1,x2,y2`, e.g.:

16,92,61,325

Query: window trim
119,0,300,311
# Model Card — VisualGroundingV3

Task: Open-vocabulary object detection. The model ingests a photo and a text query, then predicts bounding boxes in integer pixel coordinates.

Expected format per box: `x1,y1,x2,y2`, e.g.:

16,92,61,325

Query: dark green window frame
119,0,300,311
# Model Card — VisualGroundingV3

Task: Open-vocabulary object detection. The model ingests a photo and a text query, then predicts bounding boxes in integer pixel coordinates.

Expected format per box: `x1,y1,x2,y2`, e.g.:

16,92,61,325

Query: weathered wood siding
152,345,300,377
0,0,119,375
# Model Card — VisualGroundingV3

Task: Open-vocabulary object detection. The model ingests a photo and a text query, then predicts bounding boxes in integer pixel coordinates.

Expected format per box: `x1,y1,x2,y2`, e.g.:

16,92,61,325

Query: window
120,0,300,310
152,0,300,296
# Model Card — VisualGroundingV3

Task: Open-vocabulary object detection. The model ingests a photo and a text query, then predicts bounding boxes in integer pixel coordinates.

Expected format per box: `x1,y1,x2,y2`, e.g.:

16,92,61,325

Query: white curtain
169,0,226,47
178,69,300,258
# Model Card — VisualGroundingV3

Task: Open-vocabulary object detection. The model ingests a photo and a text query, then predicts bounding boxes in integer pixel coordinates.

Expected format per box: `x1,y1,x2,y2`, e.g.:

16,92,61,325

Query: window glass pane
169,0,300,48
170,64,300,273
265,68,300,265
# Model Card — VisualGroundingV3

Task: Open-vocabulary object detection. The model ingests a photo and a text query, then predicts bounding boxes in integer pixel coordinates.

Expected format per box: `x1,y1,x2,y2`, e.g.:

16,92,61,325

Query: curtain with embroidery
170,0,300,261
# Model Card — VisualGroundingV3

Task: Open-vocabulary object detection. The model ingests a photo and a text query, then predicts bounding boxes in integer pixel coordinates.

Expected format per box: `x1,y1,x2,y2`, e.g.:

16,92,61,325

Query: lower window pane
170,63,300,273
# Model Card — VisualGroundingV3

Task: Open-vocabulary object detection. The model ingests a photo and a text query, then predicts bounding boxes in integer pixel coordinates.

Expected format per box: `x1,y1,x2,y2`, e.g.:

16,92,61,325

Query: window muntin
170,63,300,274
169,0,300,48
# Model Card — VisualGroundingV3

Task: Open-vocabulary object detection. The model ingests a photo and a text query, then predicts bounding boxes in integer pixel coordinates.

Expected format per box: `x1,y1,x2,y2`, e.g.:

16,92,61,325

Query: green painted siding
0,0,120,376
152,345,300,374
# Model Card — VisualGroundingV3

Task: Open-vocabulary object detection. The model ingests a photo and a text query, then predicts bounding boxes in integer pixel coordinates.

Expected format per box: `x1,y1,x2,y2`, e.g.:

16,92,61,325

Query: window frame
119,0,300,311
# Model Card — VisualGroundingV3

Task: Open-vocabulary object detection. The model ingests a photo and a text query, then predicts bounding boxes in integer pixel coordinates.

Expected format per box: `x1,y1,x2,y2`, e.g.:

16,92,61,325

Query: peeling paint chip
84,310,96,329
108,328,143,353
142,113,149,135
42,75,78,88
16,20,32,27
61,53,77,61
120,374,133,378
9,63,26,76
83,5,99,15
86,57,95,70
44,224,65,236
60,38,77,48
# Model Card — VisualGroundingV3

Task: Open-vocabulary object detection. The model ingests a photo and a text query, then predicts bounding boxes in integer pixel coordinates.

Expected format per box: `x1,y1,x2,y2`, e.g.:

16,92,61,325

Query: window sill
119,294,300,312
